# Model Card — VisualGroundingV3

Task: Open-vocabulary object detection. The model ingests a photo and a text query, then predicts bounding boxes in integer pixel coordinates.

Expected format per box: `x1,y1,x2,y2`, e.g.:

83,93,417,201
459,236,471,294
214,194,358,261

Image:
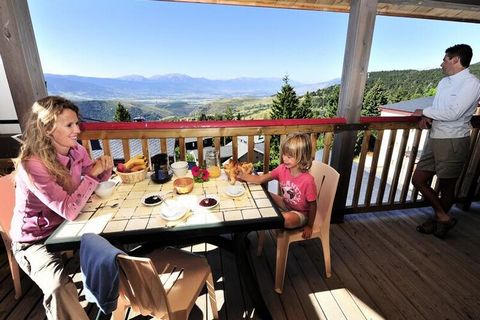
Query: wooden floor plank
344,213,461,319
247,231,288,320
305,230,383,319
260,230,308,320
331,225,421,319
363,209,480,319
290,241,344,319
205,242,227,320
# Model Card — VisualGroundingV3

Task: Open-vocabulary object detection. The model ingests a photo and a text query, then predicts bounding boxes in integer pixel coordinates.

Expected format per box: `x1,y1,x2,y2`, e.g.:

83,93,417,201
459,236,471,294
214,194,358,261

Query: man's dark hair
445,44,473,68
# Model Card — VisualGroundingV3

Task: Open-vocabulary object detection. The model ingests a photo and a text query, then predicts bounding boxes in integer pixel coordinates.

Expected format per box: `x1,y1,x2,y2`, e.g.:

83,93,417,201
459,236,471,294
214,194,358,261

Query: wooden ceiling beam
0,0,46,131
161,0,480,23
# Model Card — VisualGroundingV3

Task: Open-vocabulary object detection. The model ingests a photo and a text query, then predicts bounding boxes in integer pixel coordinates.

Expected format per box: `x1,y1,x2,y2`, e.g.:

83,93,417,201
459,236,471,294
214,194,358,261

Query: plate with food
159,199,189,221
141,194,163,206
198,195,219,209
223,160,254,184
224,184,246,197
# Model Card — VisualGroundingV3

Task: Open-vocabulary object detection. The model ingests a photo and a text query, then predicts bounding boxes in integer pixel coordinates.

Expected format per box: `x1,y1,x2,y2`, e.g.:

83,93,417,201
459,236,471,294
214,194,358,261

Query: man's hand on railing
412,109,432,129
418,117,432,129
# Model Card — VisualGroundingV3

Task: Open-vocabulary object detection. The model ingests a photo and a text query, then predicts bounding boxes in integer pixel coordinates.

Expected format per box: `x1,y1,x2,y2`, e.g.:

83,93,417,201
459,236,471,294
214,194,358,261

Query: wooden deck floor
1,203,480,320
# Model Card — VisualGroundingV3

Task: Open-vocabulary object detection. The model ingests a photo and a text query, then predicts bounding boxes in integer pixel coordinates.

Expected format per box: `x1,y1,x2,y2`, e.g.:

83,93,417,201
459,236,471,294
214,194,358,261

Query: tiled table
46,171,283,320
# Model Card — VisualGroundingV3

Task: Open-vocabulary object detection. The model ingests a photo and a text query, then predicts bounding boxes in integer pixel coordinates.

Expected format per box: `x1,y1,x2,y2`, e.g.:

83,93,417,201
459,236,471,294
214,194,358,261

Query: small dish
141,194,163,207
95,180,116,198
198,195,219,209
225,185,245,197
159,199,188,220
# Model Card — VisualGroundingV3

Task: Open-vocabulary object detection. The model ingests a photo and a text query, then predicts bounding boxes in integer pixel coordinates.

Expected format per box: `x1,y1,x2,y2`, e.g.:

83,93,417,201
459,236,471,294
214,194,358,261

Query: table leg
233,232,272,320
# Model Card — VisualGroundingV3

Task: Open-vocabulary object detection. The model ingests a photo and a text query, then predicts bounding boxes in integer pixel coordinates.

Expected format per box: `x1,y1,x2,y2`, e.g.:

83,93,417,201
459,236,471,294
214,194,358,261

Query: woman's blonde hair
15,96,80,191
280,133,313,172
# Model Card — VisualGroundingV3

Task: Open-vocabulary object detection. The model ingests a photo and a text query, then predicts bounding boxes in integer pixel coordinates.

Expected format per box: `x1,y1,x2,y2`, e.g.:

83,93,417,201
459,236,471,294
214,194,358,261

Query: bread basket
117,169,147,184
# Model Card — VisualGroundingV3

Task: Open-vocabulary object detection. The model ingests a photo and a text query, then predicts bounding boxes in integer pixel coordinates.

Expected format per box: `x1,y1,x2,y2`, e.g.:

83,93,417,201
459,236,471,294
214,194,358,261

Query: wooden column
0,0,46,131
330,0,378,223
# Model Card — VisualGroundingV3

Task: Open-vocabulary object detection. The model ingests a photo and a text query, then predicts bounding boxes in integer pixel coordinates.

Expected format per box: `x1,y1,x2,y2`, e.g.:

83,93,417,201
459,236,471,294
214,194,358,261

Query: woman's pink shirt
10,144,110,243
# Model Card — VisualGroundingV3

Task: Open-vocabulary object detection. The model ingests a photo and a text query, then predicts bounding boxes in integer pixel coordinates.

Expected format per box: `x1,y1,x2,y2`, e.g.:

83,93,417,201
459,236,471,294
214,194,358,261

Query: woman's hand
88,155,113,178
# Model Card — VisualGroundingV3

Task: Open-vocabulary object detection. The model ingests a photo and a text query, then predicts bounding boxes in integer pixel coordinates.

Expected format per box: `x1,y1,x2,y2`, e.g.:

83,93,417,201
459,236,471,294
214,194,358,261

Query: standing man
412,44,480,239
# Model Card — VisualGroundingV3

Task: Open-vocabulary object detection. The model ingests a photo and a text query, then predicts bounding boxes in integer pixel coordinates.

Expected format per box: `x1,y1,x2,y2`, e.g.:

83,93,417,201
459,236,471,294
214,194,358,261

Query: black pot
150,170,173,184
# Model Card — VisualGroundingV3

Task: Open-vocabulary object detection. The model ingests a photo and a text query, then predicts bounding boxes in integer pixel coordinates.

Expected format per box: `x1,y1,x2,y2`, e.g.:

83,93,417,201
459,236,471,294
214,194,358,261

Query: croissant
224,160,253,184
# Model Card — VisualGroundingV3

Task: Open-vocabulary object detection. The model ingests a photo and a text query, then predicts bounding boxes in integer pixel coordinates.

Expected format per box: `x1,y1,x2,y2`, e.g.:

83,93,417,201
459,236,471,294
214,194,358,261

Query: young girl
237,133,317,239
10,96,113,319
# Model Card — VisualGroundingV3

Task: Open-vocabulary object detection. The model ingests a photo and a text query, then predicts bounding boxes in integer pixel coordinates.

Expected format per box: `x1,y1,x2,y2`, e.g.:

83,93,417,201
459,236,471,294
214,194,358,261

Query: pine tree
322,85,340,118
295,91,314,118
362,80,387,117
225,106,235,120
114,103,131,122
270,75,299,119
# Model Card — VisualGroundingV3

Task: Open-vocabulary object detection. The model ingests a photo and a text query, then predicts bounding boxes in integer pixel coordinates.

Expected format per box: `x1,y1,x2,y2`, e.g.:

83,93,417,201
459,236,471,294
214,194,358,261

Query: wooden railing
79,116,480,219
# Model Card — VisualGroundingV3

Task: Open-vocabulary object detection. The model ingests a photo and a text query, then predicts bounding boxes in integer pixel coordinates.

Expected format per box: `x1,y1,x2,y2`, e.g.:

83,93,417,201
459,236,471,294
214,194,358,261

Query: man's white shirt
423,68,480,138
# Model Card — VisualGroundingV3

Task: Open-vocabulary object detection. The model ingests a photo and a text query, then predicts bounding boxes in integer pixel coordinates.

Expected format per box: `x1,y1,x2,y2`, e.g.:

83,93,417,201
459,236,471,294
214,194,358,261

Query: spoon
99,202,119,209
203,189,209,205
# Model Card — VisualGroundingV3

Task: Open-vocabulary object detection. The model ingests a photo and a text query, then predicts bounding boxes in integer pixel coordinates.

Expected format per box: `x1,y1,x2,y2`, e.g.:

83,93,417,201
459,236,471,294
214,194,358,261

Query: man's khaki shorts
416,136,470,179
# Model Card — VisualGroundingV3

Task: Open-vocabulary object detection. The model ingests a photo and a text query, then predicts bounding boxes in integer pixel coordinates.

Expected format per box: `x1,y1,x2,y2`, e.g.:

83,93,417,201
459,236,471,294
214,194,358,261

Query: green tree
114,102,131,122
225,106,235,120
270,75,299,119
295,91,314,118
362,80,387,117
388,86,409,103
322,85,340,118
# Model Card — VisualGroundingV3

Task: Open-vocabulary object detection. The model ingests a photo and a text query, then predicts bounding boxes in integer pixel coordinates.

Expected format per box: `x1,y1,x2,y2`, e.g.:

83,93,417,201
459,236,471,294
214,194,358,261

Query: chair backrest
116,254,170,318
0,172,16,239
309,161,340,231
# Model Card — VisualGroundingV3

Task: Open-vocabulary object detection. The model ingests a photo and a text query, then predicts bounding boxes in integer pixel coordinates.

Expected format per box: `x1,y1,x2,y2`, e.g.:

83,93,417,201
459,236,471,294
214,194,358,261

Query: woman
10,96,113,319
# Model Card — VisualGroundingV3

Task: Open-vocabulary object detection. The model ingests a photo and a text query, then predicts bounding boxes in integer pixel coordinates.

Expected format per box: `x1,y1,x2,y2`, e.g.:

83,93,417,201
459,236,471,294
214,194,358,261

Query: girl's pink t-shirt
270,164,317,215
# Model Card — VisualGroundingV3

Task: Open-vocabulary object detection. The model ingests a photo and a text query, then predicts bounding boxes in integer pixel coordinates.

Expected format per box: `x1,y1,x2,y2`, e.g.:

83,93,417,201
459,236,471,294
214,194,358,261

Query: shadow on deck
1,203,479,320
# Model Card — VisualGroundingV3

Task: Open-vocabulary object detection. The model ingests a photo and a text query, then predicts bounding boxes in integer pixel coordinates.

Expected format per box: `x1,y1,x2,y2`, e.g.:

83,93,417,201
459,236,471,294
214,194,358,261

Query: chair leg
206,271,219,319
256,230,265,256
62,250,74,259
111,296,128,320
320,233,332,278
7,248,22,299
274,232,290,294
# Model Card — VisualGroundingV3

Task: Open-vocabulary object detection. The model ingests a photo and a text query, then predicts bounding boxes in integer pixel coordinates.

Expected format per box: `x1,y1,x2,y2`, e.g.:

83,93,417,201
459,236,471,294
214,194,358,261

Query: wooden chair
257,161,340,293
0,172,22,299
113,247,219,320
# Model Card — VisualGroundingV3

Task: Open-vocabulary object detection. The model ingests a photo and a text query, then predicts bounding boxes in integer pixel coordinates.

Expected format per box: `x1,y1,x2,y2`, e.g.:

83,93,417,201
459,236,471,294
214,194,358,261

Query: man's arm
412,109,432,129
423,80,480,121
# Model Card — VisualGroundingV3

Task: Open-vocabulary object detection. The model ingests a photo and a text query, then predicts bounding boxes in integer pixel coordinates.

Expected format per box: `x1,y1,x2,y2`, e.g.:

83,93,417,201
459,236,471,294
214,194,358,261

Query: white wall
0,54,21,134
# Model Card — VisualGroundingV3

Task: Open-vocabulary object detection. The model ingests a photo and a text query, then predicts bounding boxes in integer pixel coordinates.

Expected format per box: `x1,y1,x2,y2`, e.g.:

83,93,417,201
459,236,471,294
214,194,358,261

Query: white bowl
171,161,189,177
94,181,116,198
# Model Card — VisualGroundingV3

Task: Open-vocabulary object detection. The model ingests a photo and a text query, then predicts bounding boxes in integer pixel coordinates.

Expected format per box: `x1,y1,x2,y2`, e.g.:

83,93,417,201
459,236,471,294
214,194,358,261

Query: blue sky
28,0,480,84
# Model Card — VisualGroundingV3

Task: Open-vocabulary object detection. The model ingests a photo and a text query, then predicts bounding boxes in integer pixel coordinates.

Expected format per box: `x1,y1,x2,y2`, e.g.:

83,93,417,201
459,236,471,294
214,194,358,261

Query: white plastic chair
257,161,340,293
113,247,219,320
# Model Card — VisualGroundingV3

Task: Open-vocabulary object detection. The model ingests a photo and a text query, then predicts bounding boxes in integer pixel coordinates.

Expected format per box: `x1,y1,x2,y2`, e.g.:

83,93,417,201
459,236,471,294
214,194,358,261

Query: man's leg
412,170,455,221
438,177,458,220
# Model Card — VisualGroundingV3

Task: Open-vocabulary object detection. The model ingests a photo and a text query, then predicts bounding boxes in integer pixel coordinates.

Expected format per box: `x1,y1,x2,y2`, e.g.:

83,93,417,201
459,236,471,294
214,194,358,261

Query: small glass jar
206,150,221,178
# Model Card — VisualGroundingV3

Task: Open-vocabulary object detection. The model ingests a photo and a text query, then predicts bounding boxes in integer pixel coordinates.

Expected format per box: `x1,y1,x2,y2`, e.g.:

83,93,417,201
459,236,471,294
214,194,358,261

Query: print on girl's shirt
281,181,301,205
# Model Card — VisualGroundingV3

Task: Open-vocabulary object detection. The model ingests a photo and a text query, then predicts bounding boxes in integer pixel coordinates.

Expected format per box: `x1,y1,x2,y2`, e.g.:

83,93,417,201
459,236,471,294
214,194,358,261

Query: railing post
330,131,357,223
330,0,378,223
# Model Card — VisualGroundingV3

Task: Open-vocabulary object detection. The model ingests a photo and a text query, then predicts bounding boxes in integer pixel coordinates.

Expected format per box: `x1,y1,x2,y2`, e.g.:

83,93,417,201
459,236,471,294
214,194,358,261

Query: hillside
309,62,480,115
72,62,480,122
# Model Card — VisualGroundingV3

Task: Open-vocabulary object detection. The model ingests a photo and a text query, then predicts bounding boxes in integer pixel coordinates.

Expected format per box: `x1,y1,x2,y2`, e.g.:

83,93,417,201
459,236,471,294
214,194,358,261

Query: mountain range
44,73,340,100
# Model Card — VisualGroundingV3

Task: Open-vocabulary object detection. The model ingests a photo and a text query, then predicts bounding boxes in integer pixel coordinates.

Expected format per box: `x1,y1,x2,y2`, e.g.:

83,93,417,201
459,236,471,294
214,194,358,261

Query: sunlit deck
1,203,479,320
